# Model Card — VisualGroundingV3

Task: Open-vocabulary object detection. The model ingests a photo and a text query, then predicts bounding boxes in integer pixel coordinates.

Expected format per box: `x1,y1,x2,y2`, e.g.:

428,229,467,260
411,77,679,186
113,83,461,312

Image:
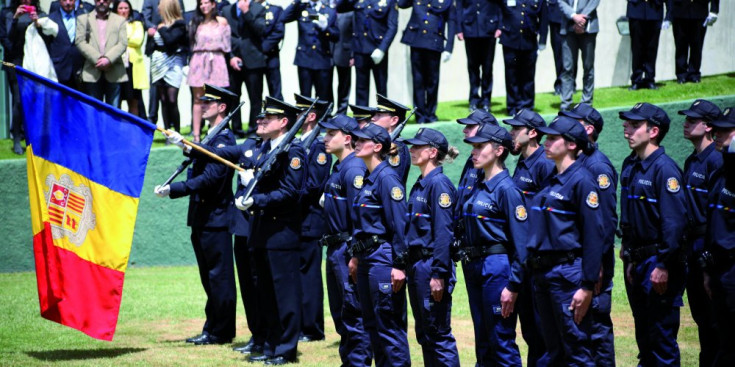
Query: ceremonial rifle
301,102,333,155
390,107,417,141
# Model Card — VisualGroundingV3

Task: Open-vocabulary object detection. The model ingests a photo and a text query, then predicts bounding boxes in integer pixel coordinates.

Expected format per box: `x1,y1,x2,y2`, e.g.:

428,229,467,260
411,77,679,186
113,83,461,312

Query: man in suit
223,0,268,137
558,0,599,111
672,0,719,84
76,0,128,106
455,0,502,113
627,0,672,90
333,8,352,115
43,0,88,90
260,0,285,101
282,0,339,109
48,0,94,14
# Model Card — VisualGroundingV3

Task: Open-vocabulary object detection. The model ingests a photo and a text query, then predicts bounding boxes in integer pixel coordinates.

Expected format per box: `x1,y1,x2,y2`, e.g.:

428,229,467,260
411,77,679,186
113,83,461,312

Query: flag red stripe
33,222,125,341
68,195,83,205
66,203,84,212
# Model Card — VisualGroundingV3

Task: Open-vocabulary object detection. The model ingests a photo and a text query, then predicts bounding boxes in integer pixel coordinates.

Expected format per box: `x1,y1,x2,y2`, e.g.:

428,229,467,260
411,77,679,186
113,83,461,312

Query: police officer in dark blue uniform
319,114,373,365
403,128,460,366
371,94,411,184
333,7,353,115
619,102,688,366
398,0,456,123
499,0,548,115
528,116,603,365
559,103,617,367
233,96,306,365
261,0,285,100
703,108,735,366
349,123,410,366
626,0,672,90
455,0,502,112
351,103,378,127
672,0,719,84
503,107,553,367
462,123,528,366
293,93,332,342
455,110,499,223
678,99,722,367
545,0,564,96
155,84,238,345
282,0,339,108
336,0,398,107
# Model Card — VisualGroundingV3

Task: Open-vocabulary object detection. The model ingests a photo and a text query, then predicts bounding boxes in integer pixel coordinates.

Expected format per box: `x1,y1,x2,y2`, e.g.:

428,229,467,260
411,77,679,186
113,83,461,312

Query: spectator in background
188,0,231,141
259,0,284,101
115,0,148,118
558,0,599,111
148,0,187,133
49,0,94,14
42,0,86,91
76,0,128,106
546,0,565,96
626,0,671,90
672,0,719,84
0,0,45,155
332,6,352,115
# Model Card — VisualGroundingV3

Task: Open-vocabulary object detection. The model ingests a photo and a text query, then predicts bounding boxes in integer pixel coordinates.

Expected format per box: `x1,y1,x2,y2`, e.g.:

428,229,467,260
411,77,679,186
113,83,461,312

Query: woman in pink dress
188,0,231,142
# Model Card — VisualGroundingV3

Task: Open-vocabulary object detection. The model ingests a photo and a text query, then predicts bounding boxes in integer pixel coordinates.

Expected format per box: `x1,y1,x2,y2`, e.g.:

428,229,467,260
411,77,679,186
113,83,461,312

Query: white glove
238,169,254,187
154,184,170,198
704,12,718,27
319,193,325,208
729,141,735,153
538,43,546,51
166,130,185,147
370,48,385,65
313,13,328,30
235,196,254,211
661,20,671,30
441,51,452,63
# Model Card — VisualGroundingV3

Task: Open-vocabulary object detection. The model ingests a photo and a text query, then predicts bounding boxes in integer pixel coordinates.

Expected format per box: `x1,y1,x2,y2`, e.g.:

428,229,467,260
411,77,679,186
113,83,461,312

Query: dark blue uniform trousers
407,258,460,367
464,37,496,109
356,243,410,367
686,238,718,367
629,19,662,86
463,254,522,366
624,255,686,367
590,246,616,367
549,21,564,95
234,235,265,346
298,67,334,108
409,47,441,123
300,238,325,340
191,227,236,339
265,60,284,100
502,46,537,115
326,242,372,366
335,65,352,115
532,258,595,366
711,262,735,366
229,67,265,134
516,268,549,367
354,52,388,107
673,19,707,82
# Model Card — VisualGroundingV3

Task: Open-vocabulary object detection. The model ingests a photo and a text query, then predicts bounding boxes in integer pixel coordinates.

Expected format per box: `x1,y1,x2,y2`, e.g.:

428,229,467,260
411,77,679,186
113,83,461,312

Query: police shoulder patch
244,149,253,158
515,205,528,221
586,191,599,208
390,186,404,201
389,154,401,167
290,157,302,170
597,174,611,190
666,177,680,193
438,193,452,208
353,175,364,189
316,152,328,165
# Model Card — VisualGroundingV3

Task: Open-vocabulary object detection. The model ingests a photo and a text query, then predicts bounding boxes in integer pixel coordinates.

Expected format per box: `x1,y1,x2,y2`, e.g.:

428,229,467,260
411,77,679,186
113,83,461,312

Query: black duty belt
528,250,579,270
689,224,707,238
351,235,387,255
463,244,507,261
319,232,351,248
622,244,659,263
407,247,433,264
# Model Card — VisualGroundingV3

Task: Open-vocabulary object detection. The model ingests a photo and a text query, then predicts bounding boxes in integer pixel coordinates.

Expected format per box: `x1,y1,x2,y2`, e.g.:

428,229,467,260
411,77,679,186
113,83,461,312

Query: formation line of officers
153,84,735,367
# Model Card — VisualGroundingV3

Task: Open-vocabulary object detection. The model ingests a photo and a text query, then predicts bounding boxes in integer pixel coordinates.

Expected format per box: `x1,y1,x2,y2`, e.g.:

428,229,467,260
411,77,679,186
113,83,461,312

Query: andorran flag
16,66,155,341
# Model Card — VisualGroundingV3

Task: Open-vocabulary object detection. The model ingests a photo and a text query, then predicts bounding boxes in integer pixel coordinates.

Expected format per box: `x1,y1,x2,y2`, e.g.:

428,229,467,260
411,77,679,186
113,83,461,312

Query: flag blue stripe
16,67,155,198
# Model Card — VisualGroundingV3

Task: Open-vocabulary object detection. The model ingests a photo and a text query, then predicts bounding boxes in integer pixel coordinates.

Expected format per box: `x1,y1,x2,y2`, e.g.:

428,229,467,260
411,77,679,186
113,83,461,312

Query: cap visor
708,120,735,129
200,96,218,102
559,110,584,119
352,129,373,140
456,117,478,125
403,137,430,145
319,120,341,130
535,126,560,135
619,111,647,121
464,136,491,144
502,118,527,126
677,109,704,118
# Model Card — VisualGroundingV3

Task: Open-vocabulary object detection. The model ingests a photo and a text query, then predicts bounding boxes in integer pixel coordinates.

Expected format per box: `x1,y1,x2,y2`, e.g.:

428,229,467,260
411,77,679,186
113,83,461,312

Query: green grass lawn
0,254,700,366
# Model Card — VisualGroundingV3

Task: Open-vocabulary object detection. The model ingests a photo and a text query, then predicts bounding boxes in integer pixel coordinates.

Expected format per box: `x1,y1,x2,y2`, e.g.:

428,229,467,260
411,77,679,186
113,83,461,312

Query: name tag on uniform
508,0,517,7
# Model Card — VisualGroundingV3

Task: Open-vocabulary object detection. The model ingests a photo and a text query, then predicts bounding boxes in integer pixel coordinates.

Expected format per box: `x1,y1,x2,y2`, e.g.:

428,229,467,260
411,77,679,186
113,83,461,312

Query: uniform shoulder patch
666,177,680,193
353,175,364,189
597,174,611,190
438,193,452,208
217,143,226,148
290,157,302,170
390,186,404,201
389,154,400,167
244,149,253,158
316,152,328,165
515,205,528,221
586,191,599,208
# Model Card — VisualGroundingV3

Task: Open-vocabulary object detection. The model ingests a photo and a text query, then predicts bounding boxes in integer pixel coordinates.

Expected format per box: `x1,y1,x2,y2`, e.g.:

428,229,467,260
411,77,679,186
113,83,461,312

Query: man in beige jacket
76,0,127,106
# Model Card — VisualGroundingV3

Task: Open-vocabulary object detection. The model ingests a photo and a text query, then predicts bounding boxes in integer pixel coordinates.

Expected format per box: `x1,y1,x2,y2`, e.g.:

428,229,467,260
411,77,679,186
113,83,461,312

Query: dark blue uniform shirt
456,156,484,225
262,2,285,68
398,0,457,53
388,140,411,185
620,147,688,268
578,146,619,252
512,147,555,199
281,1,340,70
352,160,408,259
301,136,333,238
626,0,672,21
499,0,548,51
324,152,368,234
336,0,399,54
706,149,735,251
405,167,456,278
683,143,723,232
528,161,604,289
455,0,503,38
463,170,528,292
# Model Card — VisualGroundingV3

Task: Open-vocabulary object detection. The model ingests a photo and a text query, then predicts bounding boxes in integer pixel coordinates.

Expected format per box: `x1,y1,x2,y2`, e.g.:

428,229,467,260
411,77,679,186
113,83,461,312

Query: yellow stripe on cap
295,103,311,108
377,104,396,112
203,93,221,100
265,108,285,114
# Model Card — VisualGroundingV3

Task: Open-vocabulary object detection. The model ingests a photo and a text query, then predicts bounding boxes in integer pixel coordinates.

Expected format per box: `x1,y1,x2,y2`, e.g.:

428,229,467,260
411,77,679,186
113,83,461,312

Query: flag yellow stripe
27,149,138,272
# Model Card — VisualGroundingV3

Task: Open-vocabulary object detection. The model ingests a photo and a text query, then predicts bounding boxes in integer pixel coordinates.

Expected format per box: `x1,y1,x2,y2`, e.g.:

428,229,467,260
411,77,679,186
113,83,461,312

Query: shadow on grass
25,347,147,361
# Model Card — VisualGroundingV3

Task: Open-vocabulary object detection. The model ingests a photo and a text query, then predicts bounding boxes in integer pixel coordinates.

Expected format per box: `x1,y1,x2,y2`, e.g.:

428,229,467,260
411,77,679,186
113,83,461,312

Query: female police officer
403,128,460,366
462,122,528,366
527,116,604,365
348,123,410,366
